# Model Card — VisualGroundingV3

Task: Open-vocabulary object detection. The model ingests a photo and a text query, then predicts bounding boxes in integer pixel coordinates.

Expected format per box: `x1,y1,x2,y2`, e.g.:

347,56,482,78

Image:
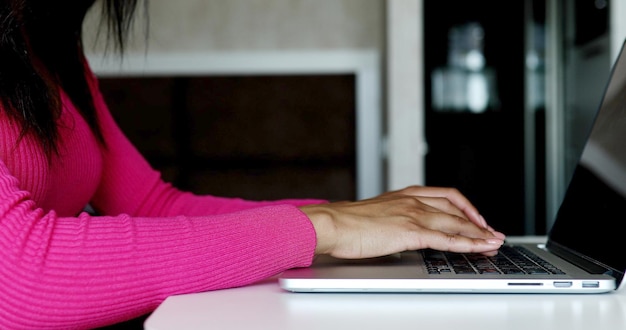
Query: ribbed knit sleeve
0,67,323,328
0,162,317,328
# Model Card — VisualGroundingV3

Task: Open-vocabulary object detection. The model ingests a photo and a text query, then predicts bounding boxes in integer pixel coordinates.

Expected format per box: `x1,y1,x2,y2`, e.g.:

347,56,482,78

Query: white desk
144,237,626,330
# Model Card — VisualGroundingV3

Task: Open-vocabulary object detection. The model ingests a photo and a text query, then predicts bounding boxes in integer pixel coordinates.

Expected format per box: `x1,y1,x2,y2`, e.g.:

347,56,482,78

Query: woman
0,0,505,328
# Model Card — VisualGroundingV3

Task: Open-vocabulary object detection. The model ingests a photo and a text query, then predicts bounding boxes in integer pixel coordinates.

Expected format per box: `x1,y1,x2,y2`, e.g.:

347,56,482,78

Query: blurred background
83,0,625,236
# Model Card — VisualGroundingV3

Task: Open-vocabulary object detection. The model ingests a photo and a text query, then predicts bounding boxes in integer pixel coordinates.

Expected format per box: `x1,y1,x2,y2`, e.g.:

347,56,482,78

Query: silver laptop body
279,40,626,294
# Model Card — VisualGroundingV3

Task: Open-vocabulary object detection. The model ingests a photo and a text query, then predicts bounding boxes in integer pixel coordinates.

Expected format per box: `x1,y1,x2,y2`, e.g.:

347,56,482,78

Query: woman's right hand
299,185,505,260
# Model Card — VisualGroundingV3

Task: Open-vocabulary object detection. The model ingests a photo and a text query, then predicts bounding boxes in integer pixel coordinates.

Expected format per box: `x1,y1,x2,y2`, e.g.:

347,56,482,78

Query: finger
410,196,468,220
420,213,504,240
430,188,486,228
411,229,505,254
402,186,487,228
384,195,496,239
486,223,506,239
480,249,501,257
399,195,496,238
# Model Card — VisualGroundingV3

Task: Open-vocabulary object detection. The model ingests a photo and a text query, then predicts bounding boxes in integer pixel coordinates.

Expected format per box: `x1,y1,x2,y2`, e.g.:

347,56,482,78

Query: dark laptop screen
547,41,626,282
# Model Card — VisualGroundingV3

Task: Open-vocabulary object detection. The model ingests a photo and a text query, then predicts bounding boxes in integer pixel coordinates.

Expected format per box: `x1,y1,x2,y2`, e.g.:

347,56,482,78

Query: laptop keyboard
423,245,566,275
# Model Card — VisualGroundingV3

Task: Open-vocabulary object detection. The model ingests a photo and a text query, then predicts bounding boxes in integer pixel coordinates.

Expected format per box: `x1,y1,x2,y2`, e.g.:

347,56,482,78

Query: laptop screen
547,41,626,281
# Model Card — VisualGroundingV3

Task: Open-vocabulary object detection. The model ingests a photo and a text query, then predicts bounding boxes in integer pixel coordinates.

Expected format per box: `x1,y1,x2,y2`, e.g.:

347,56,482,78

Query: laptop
279,40,626,294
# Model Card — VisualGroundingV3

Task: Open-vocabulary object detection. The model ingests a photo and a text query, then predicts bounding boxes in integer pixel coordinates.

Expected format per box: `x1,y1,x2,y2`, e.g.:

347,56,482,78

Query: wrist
299,205,337,256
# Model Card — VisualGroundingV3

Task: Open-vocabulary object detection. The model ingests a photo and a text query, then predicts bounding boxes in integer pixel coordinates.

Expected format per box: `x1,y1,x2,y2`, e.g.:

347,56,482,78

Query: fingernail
491,231,506,239
486,238,504,245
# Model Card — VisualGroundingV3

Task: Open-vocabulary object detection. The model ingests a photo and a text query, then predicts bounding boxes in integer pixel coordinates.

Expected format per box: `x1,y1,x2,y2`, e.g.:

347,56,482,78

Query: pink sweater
0,64,323,329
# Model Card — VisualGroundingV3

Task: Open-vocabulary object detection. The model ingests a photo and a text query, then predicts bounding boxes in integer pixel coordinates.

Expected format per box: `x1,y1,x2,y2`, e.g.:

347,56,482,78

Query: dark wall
99,74,357,201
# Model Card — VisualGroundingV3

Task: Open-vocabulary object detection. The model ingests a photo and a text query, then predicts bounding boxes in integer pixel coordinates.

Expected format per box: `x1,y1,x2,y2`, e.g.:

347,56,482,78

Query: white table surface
144,237,626,330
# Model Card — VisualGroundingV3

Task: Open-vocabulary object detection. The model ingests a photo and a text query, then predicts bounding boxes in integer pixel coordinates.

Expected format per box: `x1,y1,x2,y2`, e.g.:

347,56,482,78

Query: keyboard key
422,245,565,275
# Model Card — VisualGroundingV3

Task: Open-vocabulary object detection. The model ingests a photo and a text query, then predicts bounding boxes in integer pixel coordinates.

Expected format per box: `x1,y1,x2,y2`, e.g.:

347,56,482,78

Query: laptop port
553,281,572,288
582,281,600,288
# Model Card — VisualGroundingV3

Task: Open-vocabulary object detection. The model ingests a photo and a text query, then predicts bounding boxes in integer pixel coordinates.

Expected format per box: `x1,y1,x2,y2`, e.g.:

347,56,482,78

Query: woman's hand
299,185,505,259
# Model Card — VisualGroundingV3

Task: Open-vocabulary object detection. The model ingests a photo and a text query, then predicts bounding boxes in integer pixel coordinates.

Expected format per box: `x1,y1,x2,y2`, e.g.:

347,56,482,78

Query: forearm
0,204,316,329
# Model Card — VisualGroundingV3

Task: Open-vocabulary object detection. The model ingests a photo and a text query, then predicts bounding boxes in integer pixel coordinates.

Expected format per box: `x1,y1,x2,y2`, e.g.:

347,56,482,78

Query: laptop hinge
546,240,624,283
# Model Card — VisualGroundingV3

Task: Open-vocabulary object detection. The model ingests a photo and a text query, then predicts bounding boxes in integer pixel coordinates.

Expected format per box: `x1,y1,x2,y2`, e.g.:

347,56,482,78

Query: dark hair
0,0,145,155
